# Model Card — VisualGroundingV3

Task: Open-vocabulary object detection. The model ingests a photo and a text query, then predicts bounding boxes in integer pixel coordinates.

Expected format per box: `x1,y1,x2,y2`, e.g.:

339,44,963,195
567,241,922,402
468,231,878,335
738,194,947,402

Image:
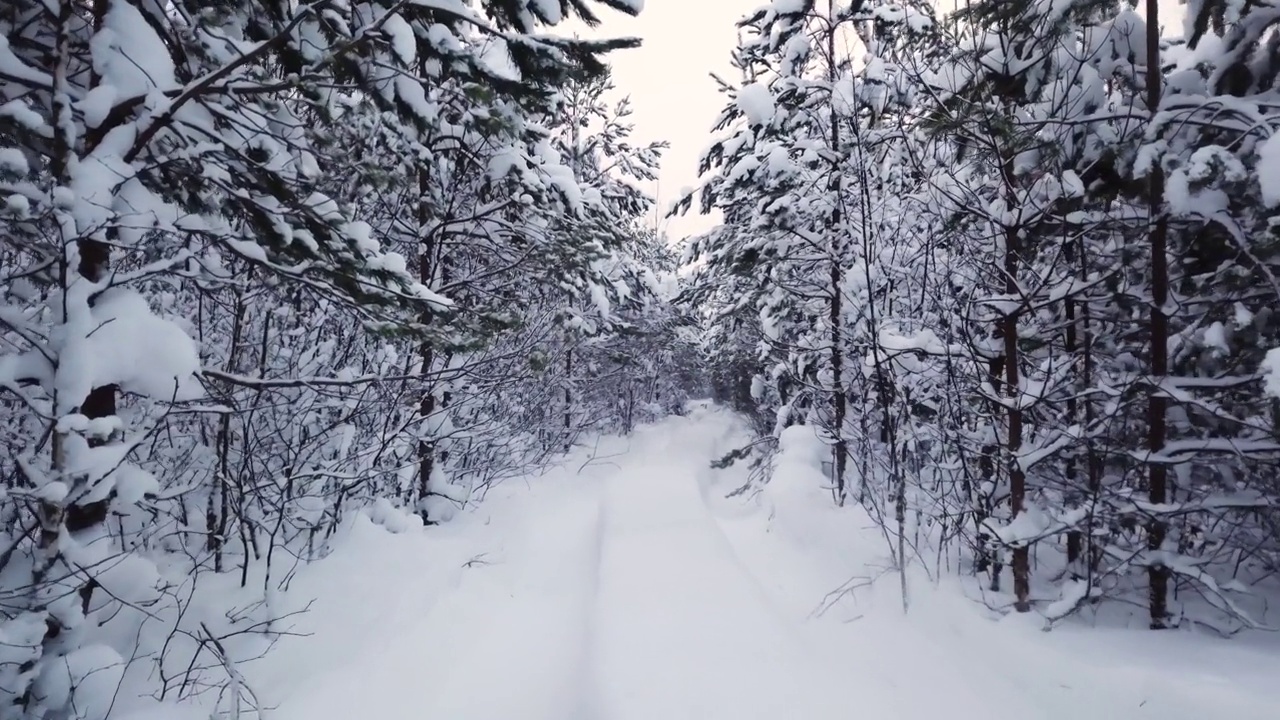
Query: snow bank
700,420,1280,720
249,428,639,720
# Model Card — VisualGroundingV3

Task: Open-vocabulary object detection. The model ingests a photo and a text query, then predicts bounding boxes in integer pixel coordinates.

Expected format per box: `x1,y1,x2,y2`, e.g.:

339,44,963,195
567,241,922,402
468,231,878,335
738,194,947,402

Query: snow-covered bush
0,0,695,717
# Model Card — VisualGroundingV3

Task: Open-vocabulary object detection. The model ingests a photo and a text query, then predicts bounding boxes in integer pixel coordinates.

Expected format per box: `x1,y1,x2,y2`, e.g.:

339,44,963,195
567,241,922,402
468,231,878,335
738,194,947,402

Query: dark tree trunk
1144,0,1171,629
564,348,573,453
1004,219,1030,613
826,0,847,504
417,142,438,523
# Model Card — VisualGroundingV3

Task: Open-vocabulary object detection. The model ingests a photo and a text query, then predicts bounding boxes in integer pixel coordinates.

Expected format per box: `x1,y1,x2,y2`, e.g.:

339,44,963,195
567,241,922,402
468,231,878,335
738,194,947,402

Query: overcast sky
566,1,755,243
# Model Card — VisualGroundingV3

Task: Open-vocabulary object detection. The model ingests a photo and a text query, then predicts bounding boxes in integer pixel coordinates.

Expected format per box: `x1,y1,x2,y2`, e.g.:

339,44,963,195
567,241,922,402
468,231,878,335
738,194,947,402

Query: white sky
565,1,756,243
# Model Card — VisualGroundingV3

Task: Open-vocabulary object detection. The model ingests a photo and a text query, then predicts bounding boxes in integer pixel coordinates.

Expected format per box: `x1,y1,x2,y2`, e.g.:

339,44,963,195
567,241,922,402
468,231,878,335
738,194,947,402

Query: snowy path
260,407,1279,720
265,413,879,720
585,432,868,719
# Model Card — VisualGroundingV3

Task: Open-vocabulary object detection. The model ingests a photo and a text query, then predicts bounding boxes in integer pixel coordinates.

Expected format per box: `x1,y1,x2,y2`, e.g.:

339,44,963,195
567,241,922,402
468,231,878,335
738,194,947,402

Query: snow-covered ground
231,404,1277,720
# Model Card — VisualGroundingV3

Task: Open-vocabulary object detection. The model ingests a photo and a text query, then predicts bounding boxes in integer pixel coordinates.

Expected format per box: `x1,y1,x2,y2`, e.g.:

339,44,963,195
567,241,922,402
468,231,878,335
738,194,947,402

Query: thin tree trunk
62,0,118,536
978,363,1002,591
564,348,573,453
1063,226,1082,577
28,6,114,699
1003,171,1030,612
36,0,77,599
826,0,848,505
1064,316,1081,572
211,285,248,572
1083,293,1103,577
417,143,438,523
1144,0,1171,629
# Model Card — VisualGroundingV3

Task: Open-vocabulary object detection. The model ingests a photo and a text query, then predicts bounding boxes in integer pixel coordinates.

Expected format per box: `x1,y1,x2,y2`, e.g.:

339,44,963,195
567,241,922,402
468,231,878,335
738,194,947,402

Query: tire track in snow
589,446,891,720
689,465,826,648
569,482,609,720
417,484,606,720
271,481,606,720
684,445,914,716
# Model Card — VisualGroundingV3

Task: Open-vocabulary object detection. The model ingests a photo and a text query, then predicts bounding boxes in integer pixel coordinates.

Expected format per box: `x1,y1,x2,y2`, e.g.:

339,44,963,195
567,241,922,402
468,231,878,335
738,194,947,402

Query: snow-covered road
586,427,875,720
257,406,1278,720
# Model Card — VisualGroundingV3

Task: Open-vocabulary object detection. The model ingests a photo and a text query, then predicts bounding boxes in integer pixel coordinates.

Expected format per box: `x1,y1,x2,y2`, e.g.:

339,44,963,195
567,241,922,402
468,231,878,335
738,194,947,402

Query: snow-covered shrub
0,0,687,717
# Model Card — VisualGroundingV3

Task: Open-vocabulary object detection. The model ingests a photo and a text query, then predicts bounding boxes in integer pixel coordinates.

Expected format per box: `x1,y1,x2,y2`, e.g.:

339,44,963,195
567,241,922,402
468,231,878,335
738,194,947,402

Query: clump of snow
1257,132,1280,206
1262,347,1280,398
736,82,775,126
0,97,44,130
1202,320,1229,353
94,1,177,96
86,288,203,402
36,481,69,503
4,193,29,215
382,12,418,65
344,220,380,253
0,147,28,174
34,644,125,720
1234,302,1255,328
363,497,425,533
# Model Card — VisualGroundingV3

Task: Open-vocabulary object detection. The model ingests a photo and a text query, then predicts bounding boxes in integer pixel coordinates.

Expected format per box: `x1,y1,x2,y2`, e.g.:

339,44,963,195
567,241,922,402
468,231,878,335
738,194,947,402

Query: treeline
681,0,1280,631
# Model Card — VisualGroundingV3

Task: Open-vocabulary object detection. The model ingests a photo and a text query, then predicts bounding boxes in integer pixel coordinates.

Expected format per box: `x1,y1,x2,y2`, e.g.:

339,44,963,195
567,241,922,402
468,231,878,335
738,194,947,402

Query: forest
2,1,1280,719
